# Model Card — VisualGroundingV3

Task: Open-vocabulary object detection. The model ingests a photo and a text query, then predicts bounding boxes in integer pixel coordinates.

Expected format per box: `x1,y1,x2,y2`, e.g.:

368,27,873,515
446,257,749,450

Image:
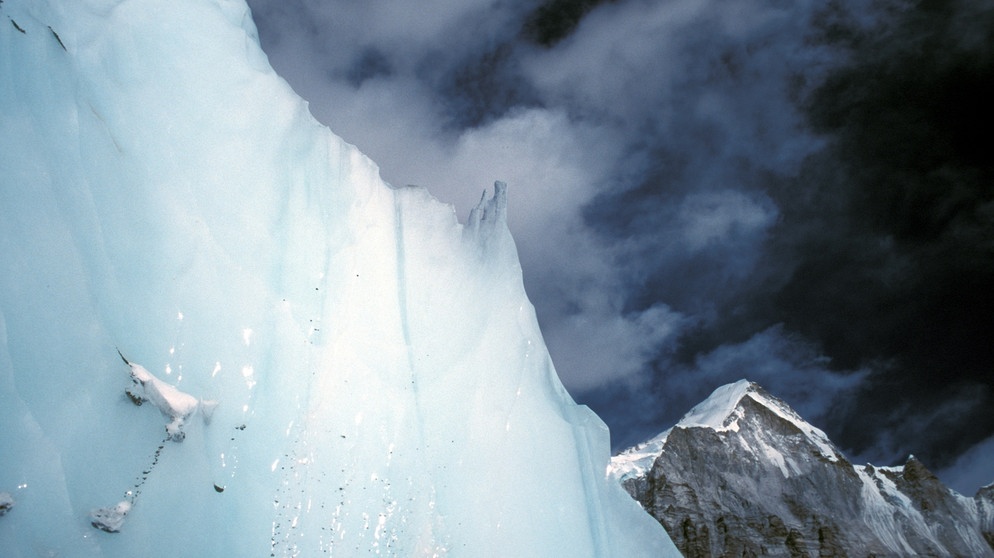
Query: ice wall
0,0,678,555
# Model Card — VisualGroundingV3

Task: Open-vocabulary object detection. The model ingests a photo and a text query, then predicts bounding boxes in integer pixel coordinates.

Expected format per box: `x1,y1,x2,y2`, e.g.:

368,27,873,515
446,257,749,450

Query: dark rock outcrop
611,380,994,557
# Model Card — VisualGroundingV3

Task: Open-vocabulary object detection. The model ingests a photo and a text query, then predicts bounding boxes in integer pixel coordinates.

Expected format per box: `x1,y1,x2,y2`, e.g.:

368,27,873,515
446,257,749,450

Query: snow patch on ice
125,359,199,417
121,352,216,441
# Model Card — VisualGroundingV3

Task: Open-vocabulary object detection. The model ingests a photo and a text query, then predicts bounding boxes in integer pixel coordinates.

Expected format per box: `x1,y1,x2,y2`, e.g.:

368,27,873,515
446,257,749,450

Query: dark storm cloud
522,0,615,46
429,43,542,129
776,0,994,471
245,0,994,493
577,0,994,487
248,0,536,130
536,0,864,447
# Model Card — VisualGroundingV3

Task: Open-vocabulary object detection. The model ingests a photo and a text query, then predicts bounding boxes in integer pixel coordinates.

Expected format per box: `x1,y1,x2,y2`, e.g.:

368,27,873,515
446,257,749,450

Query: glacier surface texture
0,0,678,556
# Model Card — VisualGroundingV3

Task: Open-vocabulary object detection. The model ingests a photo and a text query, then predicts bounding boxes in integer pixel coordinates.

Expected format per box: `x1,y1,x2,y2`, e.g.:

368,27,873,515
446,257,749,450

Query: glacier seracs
0,0,678,556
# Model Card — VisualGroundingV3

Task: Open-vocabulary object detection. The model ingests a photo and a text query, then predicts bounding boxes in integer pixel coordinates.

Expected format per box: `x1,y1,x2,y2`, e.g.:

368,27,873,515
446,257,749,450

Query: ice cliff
0,0,678,555
611,379,994,557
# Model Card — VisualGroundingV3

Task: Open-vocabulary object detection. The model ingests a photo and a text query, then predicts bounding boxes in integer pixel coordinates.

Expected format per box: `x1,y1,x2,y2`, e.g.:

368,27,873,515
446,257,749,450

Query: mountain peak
609,380,840,483
903,454,939,482
608,380,761,483
675,378,756,431
676,379,842,462
612,380,994,557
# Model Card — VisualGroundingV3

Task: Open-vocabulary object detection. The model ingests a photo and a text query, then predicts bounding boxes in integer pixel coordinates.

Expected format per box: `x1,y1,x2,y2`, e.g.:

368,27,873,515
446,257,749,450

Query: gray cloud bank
246,0,993,494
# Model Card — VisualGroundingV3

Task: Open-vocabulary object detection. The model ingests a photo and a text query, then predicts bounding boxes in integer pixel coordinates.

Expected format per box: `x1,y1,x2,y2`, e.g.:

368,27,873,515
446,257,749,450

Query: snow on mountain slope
611,380,994,557
979,483,994,547
676,379,840,462
609,429,672,485
611,379,841,485
0,0,678,556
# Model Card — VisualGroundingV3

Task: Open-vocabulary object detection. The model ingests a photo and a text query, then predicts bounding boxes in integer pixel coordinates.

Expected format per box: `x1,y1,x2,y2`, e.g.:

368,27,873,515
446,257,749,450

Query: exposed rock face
978,484,994,549
611,380,994,557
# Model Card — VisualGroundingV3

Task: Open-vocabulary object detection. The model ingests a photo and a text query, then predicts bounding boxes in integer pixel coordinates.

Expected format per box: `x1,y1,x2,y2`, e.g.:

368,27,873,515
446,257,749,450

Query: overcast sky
244,0,993,495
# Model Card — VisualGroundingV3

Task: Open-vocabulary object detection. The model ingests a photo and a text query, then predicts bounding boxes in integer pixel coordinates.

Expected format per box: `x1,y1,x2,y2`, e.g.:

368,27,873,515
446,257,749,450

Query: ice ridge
0,0,678,555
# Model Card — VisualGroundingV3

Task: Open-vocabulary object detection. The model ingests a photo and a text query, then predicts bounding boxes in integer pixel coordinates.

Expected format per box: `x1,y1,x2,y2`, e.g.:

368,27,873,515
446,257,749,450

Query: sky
243,0,993,495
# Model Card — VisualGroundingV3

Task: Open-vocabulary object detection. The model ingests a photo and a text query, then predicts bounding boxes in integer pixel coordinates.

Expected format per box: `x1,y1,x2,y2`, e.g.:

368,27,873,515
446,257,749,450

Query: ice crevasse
0,0,678,556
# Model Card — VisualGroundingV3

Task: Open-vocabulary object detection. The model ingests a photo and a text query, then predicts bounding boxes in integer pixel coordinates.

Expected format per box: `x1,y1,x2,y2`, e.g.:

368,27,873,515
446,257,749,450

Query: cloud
249,0,514,66
937,433,994,495
686,325,869,424
245,0,994,494
248,0,665,393
547,303,687,391
763,0,994,478
558,0,994,481
677,189,778,257
577,323,870,450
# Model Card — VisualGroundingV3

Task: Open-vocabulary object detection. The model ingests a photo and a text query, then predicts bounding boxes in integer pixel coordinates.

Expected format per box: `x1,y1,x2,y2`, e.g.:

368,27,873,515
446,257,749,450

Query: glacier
0,0,678,556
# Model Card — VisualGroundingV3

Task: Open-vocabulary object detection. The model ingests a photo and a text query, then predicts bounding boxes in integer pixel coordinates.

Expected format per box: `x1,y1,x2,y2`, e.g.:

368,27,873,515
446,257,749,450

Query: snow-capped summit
611,379,994,557
678,379,841,461
610,379,841,485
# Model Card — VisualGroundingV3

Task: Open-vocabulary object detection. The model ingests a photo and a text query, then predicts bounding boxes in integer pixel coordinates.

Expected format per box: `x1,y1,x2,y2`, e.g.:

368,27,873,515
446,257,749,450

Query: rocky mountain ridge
610,379,994,557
